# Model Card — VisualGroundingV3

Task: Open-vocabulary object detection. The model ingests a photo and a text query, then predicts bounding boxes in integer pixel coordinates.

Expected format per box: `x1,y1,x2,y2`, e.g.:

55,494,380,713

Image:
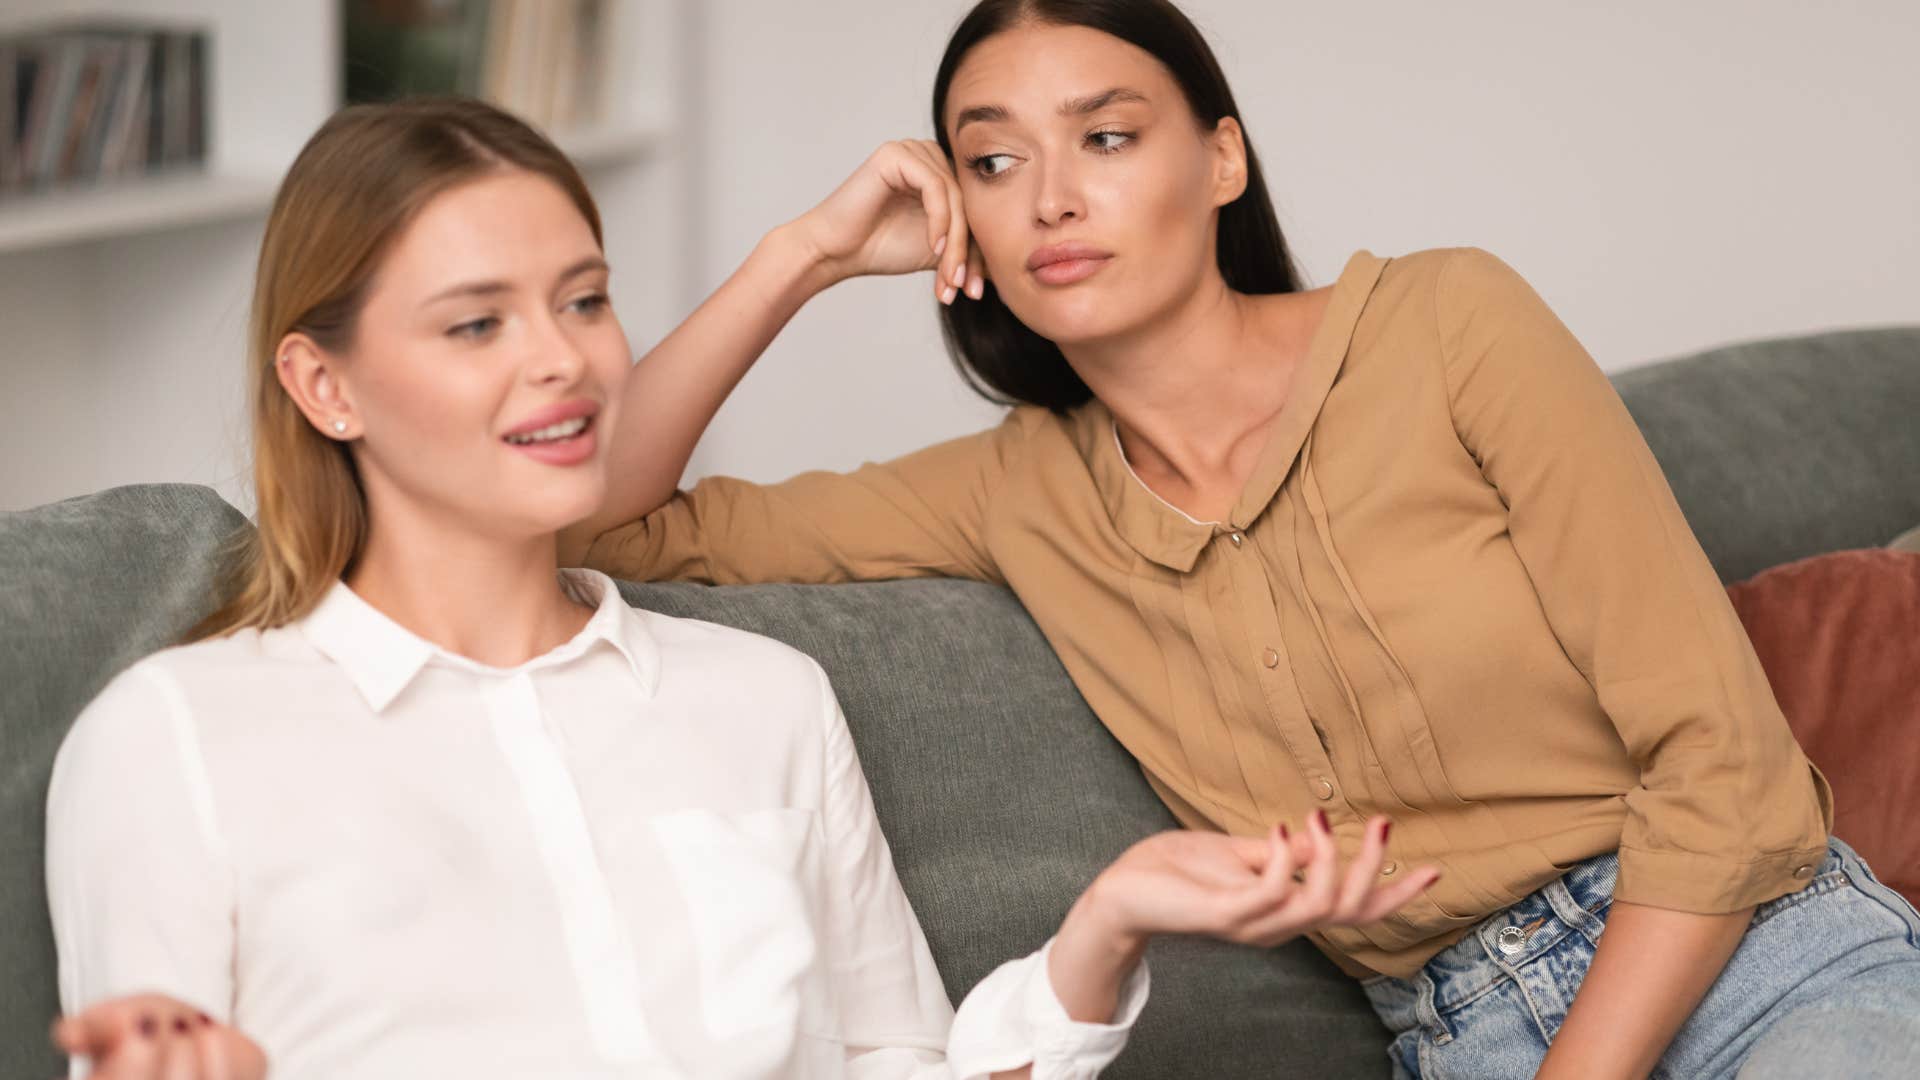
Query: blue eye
449,316,500,340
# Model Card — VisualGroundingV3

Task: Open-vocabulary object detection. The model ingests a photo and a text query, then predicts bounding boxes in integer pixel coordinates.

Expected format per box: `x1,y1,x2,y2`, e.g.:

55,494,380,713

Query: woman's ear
275,333,359,440
1208,116,1249,208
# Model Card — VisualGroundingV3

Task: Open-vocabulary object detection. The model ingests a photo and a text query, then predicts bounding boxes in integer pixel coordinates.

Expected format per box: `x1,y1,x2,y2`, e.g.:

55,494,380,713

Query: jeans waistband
1363,850,1620,1029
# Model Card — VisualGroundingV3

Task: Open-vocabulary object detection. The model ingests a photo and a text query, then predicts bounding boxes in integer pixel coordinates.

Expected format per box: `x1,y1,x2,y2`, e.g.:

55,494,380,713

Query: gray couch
4,327,1917,1078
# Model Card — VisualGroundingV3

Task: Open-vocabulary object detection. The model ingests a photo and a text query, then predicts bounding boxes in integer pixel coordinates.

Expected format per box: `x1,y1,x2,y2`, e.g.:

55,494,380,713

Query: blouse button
1381,861,1398,877
1262,647,1280,669
1794,864,1815,880
1228,531,1244,547
1314,778,1335,800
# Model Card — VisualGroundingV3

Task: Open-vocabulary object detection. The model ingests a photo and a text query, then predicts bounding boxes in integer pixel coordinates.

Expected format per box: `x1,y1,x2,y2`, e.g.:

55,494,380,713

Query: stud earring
332,420,348,435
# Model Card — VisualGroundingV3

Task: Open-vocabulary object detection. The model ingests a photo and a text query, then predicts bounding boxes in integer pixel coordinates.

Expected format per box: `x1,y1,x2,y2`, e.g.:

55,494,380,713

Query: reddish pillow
1727,549,1920,909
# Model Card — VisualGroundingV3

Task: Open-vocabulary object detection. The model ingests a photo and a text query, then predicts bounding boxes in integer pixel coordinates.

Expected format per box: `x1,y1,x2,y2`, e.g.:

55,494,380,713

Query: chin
1009,291,1139,348
502,482,606,540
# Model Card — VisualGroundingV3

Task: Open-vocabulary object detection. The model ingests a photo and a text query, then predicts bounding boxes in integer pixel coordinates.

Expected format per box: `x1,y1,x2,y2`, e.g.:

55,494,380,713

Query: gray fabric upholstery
1615,327,1920,583
1,484,248,1079
2,326,1914,1077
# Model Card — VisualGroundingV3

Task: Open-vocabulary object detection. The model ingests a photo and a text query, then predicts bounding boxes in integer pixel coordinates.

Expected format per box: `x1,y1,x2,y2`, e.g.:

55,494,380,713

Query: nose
527,311,589,387
1033,156,1086,228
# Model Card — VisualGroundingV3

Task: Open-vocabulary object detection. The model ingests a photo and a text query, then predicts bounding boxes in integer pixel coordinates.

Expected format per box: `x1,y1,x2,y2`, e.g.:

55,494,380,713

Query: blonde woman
45,99,1436,1080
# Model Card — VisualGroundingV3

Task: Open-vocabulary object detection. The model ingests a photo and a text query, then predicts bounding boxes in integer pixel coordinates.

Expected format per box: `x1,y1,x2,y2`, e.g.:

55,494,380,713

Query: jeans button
1495,926,1527,956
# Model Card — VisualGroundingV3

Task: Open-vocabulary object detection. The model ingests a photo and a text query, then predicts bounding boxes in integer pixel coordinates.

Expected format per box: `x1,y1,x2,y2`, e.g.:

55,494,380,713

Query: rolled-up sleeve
584,410,1036,588
1434,247,1832,914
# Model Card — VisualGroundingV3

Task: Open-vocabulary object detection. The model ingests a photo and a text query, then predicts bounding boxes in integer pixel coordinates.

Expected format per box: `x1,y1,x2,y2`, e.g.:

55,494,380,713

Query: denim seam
1843,868,1920,948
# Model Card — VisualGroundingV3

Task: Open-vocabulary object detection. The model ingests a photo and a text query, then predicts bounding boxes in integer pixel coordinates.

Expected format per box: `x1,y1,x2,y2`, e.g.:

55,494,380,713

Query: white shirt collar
299,568,660,712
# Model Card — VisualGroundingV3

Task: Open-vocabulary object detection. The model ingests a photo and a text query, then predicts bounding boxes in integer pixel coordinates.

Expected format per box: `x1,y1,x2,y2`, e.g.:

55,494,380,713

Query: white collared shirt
46,569,1146,1079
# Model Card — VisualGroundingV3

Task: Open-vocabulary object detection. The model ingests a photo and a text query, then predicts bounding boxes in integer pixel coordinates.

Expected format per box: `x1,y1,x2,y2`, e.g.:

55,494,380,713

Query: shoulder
1371,246,1533,304
70,632,263,728
635,608,834,704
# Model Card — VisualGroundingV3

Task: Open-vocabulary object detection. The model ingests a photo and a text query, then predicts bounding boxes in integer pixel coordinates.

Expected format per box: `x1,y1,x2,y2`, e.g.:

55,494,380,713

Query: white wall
4,0,1916,509
682,0,1920,486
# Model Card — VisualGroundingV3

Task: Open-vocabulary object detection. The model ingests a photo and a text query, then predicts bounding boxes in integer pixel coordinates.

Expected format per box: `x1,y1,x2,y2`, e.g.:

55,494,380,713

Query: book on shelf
344,0,614,136
0,21,209,199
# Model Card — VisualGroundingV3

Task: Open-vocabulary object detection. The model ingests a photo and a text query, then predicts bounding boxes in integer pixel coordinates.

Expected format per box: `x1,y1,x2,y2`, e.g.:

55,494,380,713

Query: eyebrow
952,86,1150,135
421,255,610,306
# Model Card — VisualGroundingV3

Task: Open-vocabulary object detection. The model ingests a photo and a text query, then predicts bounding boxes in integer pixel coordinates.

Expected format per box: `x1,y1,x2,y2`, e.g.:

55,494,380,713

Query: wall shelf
0,120,670,257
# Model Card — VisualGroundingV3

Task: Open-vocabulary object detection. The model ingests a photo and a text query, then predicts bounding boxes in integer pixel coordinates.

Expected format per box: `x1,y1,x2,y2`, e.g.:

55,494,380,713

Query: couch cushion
0,484,249,1080
622,579,1388,1078
1727,549,1920,908
1615,326,1920,583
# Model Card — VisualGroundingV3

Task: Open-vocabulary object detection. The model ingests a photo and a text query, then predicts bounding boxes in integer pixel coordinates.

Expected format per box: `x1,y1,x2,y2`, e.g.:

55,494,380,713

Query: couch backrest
1616,326,1920,582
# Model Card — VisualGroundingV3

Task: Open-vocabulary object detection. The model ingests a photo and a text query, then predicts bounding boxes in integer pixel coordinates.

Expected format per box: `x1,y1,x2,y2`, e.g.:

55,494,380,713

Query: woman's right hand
51,993,266,1080
1046,811,1440,1022
788,139,986,304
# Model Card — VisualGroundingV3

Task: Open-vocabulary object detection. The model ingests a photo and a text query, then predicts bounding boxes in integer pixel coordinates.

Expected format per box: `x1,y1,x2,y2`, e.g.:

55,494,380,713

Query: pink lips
502,398,599,467
1026,241,1113,286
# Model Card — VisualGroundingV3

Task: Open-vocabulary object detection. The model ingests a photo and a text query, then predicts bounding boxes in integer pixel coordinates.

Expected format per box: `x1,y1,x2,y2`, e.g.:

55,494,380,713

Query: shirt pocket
648,807,835,1046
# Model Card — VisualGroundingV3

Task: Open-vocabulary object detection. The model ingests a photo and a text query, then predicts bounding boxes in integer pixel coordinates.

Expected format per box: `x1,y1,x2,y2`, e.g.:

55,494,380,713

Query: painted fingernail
934,235,947,256
1381,821,1392,844
172,1017,190,1034
1277,822,1289,840
966,274,984,300
941,285,957,305
1314,809,1329,831
951,262,968,288
198,1012,213,1027
137,1015,157,1038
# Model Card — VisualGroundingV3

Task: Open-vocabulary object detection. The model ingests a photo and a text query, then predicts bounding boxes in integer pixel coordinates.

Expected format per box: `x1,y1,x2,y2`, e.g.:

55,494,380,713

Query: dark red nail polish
1314,809,1329,831
1381,821,1393,844
172,1017,190,1034
137,1015,156,1039
199,1013,213,1027
1277,822,1289,840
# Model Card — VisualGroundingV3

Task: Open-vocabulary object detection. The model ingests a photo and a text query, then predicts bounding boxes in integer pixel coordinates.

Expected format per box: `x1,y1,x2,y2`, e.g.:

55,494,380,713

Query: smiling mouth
503,414,593,446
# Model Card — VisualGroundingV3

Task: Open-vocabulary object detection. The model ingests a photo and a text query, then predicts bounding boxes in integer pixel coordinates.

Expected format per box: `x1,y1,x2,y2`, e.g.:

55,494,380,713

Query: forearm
1536,899,1753,1079
562,223,835,562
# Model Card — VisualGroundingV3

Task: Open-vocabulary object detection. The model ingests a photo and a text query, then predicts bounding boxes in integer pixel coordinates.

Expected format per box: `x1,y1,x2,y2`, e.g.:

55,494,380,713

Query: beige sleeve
1435,247,1832,914
583,411,1033,587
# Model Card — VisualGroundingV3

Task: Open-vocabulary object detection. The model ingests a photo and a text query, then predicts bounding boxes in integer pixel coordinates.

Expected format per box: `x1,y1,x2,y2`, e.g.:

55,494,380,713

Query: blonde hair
189,98,602,641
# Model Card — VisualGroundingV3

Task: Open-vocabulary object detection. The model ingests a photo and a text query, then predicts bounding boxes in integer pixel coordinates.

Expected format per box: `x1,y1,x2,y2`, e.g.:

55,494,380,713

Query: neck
1062,273,1322,490
344,489,589,669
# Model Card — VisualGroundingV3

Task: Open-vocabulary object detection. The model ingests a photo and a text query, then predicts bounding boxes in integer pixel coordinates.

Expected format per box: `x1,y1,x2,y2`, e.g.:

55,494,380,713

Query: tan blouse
586,247,1833,978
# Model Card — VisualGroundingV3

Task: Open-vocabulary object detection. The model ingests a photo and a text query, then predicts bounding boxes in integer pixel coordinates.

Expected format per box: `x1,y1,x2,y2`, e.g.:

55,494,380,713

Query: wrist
1062,878,1149,974
762,219,842,297
1048,883,1147,1024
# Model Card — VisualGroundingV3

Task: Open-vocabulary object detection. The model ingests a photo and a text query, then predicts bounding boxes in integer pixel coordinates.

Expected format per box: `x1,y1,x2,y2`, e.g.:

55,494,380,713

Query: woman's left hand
51,993,267,1080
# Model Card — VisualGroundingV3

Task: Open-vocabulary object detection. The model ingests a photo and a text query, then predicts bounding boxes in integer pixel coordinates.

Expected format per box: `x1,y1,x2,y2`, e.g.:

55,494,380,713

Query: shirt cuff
946,936,1151,1080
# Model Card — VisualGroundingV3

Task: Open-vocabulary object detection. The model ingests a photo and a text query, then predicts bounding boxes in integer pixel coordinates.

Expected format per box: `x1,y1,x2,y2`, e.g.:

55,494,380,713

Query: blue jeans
1361,838,1920,1078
